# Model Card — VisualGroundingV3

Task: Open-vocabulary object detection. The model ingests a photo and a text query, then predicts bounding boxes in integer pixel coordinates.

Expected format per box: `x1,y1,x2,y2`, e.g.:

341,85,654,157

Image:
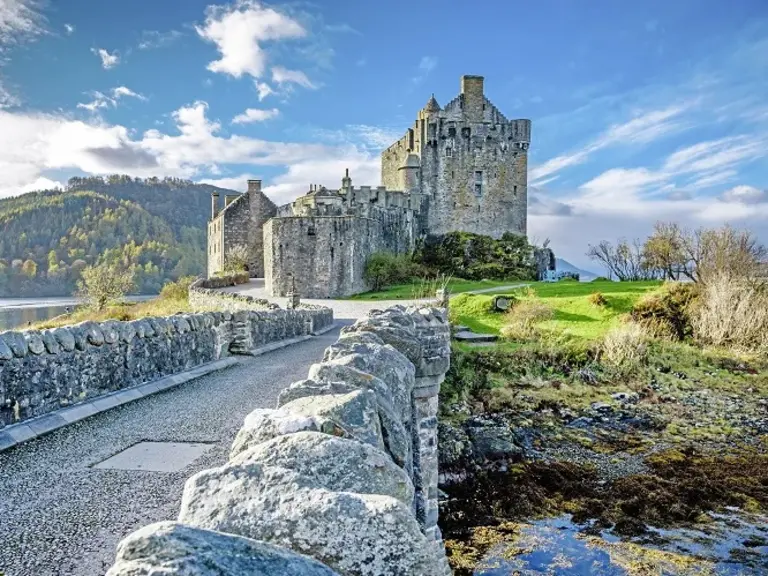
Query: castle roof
424,93,441,112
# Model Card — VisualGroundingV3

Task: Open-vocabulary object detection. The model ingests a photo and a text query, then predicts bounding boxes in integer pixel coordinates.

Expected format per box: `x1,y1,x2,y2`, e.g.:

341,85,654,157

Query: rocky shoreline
437,351,768,574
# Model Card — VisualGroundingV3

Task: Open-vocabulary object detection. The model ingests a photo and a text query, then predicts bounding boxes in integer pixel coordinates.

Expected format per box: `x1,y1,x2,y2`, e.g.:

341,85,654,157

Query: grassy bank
347,278,530,300
450,279,661,341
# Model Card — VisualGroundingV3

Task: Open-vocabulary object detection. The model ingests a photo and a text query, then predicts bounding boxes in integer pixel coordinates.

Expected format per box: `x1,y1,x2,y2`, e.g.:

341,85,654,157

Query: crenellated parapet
105,304,453,576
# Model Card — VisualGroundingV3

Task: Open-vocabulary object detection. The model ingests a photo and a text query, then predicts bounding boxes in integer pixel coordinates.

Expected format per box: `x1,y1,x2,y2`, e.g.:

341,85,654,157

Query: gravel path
221,279,432,321
0,324,344,576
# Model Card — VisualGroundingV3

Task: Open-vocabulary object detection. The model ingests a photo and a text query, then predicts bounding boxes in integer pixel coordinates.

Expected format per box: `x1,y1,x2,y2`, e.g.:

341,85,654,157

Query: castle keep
208,75,531,298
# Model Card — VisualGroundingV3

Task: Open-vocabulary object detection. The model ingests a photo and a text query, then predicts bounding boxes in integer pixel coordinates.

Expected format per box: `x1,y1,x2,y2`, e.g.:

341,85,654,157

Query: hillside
555,257,598,280
0,176,235,298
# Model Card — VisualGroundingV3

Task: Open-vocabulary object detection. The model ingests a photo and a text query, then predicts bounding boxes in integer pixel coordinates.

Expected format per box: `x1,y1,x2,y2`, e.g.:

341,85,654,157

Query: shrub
363,252,422,291
630,282,698,341
601,322,648,369
500,299,555,340
77,262,135,311
592,276,612,282
414,231,537,281
159,276,196,301
223,245,250,274
691,273,768,352
589,292,608,307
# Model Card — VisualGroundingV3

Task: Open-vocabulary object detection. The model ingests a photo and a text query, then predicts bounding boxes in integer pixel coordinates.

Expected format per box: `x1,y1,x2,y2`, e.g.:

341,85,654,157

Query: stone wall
264,216,392,298
0,303,334,430
106,304,452,576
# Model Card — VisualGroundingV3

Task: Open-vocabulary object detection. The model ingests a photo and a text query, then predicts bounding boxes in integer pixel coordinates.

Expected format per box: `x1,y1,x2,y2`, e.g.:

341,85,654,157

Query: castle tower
247,178,276,277
380,74,531,239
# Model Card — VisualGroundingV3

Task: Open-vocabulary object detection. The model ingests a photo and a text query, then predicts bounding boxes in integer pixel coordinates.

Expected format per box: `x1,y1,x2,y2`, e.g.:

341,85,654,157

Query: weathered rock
231,431,414,506
320,343,415,426
437,421,473,468
467,424,522,462
100,321,120,344
41,330,61,354
119,322,137,343
106,521,339,576
180,484,443,576
2,331,27,358
345,310,422,366
24,331,45,355
52,327,75,352
0,334,13,361
231,408,321,458
280,390,385,452
69,325,88,351
82,322,105,346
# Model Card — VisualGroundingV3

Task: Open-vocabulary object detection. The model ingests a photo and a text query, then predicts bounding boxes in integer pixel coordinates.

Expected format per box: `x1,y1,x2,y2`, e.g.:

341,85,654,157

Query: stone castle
208,75,532,298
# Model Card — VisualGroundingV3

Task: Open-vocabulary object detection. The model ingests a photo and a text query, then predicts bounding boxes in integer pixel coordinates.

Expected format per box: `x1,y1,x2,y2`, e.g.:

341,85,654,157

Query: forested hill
0,176,235,298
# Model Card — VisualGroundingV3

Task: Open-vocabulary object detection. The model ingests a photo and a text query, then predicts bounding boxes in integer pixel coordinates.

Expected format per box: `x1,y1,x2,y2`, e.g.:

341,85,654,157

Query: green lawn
347,278,528,300
450,280,662,342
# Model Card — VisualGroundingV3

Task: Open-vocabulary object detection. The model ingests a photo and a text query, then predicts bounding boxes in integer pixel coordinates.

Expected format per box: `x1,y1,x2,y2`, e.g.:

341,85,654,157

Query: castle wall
265,216,389,298
247,187,277,277
381,131,412,190
206,217,225,277
420,115,530,238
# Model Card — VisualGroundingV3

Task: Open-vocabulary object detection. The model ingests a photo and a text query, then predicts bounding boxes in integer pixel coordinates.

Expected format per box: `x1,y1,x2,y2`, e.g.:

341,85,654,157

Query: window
307,226,316,236
445,147,452,157
474,171,483,197
514,185,518,195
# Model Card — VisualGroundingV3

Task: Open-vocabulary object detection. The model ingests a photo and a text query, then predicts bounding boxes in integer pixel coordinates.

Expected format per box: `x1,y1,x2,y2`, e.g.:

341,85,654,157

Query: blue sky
0,0,766,268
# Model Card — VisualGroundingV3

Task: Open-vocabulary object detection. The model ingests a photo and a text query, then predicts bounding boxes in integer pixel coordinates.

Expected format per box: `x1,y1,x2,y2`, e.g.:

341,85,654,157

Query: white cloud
111,86,146,101
721,184,768,204
0,0,44,45
271,66,316,89
195,0,305,79
530,104,691,184
76,86,146,112
254,80,273,100
21,176,63,192
232,107,279,124
91,47,119,69
0,77,20,108
63,23,74,35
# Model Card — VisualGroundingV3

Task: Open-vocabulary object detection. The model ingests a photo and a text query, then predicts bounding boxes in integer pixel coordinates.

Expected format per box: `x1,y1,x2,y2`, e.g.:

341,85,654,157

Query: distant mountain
0,175,235,298
555,258,600,280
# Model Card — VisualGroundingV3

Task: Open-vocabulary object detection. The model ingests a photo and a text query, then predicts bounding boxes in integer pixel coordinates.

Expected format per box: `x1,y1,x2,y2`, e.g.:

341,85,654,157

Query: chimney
225,194,239,207
460,75,485,123
248,179,262,193
211,192,220,219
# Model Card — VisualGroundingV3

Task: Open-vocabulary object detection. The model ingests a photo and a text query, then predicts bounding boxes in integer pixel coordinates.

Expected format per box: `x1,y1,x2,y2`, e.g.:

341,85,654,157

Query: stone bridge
0,283,451,575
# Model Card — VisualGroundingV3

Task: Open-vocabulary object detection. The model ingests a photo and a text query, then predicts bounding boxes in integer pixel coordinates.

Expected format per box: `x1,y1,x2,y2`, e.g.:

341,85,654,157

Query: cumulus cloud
195,0,305,79
0,100,379,201
91,47,119,69
232,107,279,124
254,80,273,100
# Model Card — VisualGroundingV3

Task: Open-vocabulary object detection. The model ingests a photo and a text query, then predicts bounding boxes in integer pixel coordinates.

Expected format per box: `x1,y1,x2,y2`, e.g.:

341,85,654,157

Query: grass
347,278,529,300
450,280,662,342
28,297,194,330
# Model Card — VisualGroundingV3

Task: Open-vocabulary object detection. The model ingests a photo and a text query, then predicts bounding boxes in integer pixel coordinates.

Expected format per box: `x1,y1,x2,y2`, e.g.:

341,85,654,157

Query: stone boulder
230,408,322,459
320,342,415,425
106,521,339,576
180,484,442,576
300,365,412,472
230,431,414,506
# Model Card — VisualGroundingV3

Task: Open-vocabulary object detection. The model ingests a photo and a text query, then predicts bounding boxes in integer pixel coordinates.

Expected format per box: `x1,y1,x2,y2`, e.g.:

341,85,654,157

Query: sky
0,0,766,269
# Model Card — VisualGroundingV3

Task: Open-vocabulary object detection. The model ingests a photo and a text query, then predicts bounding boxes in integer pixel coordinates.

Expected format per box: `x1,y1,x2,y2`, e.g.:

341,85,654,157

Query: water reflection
0,304,73,331
478,513,767,575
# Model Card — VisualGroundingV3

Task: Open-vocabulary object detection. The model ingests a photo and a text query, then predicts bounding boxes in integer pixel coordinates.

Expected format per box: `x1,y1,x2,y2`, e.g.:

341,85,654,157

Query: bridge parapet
106,304,452,576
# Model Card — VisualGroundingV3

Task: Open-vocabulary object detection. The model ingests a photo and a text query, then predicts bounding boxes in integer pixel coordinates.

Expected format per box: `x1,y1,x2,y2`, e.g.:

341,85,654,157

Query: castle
207,75,532,298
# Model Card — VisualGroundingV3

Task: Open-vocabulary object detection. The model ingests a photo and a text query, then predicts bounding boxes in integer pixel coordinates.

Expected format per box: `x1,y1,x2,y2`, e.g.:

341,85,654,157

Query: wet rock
437,421,473,467
466,424,522,462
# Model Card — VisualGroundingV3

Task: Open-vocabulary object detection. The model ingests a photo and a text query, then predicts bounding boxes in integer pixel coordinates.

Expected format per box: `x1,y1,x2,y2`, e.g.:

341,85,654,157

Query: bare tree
643,221,687,281
587,238,659,281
